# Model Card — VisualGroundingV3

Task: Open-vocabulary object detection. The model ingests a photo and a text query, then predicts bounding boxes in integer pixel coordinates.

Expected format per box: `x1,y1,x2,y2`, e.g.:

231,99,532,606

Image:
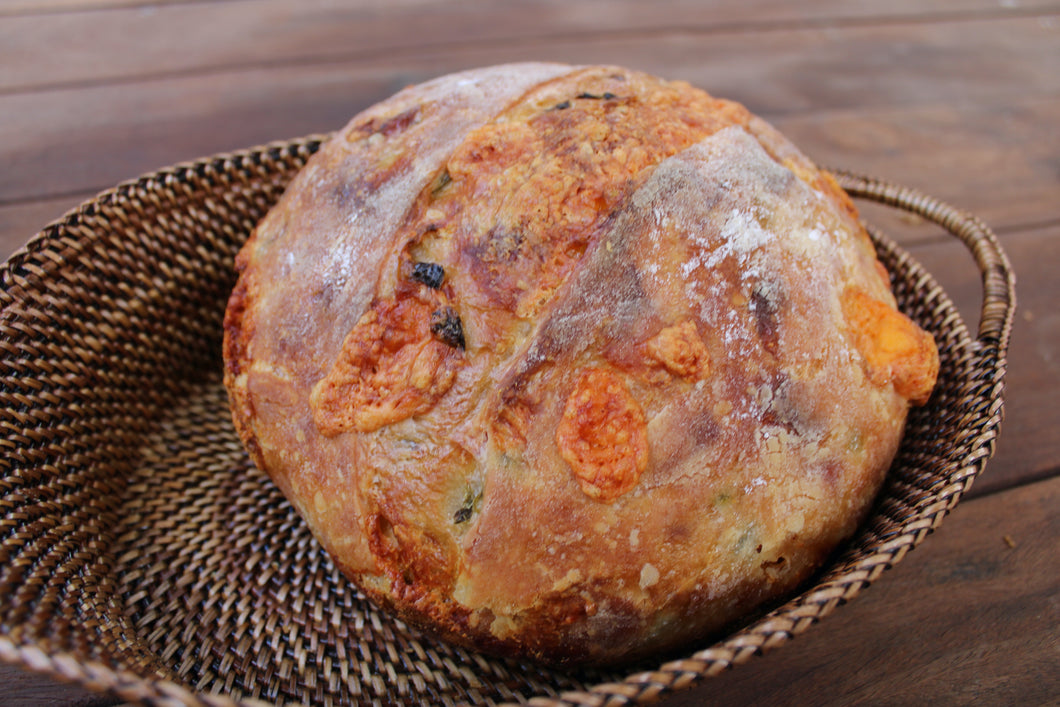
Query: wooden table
1,1,1057,704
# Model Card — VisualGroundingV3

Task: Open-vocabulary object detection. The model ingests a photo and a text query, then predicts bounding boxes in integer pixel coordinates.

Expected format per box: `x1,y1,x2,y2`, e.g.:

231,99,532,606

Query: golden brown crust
223,63,939,667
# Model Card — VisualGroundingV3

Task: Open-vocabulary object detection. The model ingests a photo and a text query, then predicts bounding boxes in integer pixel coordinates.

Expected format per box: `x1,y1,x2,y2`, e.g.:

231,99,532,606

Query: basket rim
0,138,1015,707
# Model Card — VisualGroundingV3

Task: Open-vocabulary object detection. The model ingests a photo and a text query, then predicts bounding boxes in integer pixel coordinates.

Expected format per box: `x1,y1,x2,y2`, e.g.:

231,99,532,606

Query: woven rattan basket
0,136,1014,707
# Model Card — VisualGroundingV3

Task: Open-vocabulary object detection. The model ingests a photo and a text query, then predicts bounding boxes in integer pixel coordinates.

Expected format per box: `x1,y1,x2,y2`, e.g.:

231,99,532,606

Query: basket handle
831,171,1016,352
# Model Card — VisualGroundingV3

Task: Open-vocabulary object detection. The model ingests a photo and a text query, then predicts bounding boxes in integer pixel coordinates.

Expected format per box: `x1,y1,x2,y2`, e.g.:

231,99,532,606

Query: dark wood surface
1,1,1057,704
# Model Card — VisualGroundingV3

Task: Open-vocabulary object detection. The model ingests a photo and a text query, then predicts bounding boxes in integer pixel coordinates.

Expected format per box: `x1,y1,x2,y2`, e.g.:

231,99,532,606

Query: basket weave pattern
0,139,1014,706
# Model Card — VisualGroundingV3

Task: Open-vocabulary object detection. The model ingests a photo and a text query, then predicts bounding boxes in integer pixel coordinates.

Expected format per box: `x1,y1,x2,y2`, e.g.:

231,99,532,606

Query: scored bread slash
223,62,939,668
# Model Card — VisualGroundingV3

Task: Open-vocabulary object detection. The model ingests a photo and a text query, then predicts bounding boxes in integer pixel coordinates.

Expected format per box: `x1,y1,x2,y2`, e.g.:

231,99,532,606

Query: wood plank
0,0,202,15
663,473,1060,706
1,17,1057,206
2,1,1059,92
3,663,116,707
773,97,1060,245
0,63,378,204
4,0,1054,16
3,87,1056,242
0,194,87,258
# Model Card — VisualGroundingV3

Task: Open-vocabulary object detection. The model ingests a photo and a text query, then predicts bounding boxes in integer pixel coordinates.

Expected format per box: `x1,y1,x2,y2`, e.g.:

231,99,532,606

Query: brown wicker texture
0,138,1014,707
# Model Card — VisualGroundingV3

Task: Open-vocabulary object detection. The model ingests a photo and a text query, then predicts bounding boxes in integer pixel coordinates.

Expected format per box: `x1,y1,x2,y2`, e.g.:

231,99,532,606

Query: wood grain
0,195,86,257
2,16,1057,211
0,0,1056,705
0,0,202,15
776,97,1060,236
5,96,1058,255
7,666,116,707
3,0,1059,91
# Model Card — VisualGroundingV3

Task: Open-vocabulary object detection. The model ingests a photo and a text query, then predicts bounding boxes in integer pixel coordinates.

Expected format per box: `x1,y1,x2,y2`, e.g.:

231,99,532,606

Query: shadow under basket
0,136,1015,707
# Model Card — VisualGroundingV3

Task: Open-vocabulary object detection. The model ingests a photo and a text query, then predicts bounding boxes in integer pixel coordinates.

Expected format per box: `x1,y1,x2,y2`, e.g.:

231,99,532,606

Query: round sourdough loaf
223,63,938,667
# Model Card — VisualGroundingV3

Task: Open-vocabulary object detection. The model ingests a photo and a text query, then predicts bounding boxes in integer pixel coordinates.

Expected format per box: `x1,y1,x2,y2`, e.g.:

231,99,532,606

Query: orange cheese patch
646,319,711,381
842,287,939,405
556,368,650,502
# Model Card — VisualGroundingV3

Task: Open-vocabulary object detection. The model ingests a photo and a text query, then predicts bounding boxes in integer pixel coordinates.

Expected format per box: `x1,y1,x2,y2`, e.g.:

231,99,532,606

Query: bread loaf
223,63,939,667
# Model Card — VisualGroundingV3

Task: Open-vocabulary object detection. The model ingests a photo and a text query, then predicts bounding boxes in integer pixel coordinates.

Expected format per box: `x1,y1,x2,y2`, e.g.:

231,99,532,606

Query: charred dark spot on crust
411,262,445,289
820,460,842,488
460,227,533,309
550,93,618,112
453,486,482,524
330,178,370,214
431,169,452,195
431,307,465,349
